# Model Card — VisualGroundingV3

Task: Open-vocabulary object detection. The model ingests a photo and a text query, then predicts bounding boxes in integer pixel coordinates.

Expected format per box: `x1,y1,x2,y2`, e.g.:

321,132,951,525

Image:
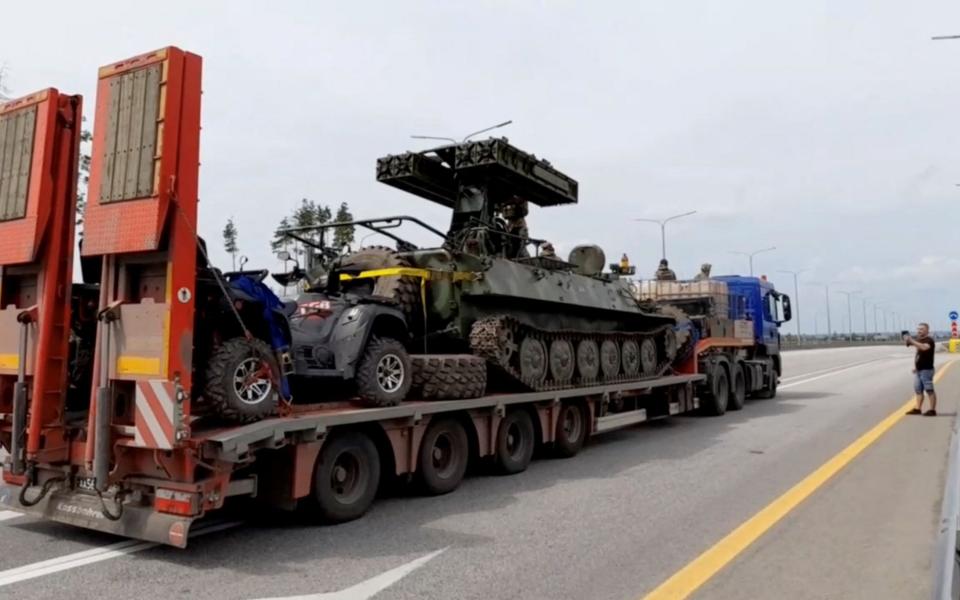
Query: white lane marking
780,357,893,383
779,359,889,391
0,511,21,522
253,548,446,600
0,520,239,588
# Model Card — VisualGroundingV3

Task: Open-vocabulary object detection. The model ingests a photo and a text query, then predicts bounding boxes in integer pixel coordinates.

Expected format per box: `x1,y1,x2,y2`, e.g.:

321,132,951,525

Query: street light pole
635,211,697,260
730,246,777,276
777,269,808,343
808,282,832,337
861,297,870,336
836,290,861,341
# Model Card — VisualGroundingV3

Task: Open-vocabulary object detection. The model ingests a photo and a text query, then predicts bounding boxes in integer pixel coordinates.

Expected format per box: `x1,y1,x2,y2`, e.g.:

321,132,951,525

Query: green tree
271,216,292,253
76,124,93,231
333,202,355,249
222,217,239,270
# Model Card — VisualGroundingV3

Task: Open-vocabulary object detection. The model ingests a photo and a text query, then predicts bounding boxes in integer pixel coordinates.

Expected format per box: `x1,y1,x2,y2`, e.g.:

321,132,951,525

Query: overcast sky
4,0,960,335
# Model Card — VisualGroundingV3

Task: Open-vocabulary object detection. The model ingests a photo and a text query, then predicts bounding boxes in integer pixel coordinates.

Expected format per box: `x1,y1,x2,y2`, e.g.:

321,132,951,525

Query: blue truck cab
713,275,792,373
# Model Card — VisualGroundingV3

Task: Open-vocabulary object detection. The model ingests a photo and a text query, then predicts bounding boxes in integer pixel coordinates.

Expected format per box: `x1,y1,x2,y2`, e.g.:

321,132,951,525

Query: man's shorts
914,369,935,394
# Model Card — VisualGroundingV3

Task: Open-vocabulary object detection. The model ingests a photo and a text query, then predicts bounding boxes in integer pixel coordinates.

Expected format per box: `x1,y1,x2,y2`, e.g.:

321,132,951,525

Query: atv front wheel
205,338,280,422
355,337,412,407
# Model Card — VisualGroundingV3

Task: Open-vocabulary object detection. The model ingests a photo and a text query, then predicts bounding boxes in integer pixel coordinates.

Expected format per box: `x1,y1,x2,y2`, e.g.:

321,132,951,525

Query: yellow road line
642,360,956,600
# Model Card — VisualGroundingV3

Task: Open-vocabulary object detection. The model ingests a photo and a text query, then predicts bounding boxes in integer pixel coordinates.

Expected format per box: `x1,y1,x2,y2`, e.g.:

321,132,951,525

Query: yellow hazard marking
0,354,19,370
338,267,474,282
641,360,956,600
116,356,161,376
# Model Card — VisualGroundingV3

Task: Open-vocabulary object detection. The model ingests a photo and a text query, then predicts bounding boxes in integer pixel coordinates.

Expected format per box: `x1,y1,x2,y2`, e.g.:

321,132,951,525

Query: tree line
222,199,355,271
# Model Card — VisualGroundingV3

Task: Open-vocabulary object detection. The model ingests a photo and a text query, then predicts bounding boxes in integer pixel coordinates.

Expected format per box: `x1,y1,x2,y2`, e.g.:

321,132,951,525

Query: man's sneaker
924,409,938,417
906,408,922,415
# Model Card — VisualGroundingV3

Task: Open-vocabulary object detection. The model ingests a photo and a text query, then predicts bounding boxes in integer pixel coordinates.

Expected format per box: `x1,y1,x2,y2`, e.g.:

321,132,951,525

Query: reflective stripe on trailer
133,380,176,450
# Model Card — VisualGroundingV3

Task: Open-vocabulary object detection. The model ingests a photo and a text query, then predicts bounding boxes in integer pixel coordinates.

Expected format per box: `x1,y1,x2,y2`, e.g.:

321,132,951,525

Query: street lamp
808,282,832,338
836,289,861,341
861,297,872,336
777,268,808,343
730,246,776,276
634,211,697,261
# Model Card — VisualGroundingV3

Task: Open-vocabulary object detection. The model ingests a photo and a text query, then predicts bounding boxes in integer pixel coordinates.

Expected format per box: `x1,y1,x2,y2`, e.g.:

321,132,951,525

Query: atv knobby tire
205,337,280,423
411,355,487,400
355,337,412,407
339,246,420,318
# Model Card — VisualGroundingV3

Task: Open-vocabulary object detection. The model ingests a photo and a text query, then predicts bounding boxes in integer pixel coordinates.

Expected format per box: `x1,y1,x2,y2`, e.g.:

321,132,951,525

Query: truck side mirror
781,295,792,322
276,250,291,262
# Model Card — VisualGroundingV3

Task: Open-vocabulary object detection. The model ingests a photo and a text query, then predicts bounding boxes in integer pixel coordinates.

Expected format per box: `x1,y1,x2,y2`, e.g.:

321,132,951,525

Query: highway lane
0,345,944,600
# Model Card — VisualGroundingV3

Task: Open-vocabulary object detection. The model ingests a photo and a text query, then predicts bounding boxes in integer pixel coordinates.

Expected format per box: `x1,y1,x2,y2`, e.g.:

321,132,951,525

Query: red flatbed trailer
0,47,775,549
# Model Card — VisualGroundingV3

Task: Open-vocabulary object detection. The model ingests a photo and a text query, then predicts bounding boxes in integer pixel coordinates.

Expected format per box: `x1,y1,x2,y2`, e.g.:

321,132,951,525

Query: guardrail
781,340,905,350
932,412,960,600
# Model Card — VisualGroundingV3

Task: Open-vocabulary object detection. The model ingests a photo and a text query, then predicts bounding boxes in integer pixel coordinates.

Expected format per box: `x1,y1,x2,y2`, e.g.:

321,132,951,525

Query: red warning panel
82,47,202,255
0,89,62,265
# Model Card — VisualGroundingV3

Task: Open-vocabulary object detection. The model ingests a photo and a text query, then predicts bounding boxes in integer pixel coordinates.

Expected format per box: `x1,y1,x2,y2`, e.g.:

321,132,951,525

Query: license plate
76,477,97,492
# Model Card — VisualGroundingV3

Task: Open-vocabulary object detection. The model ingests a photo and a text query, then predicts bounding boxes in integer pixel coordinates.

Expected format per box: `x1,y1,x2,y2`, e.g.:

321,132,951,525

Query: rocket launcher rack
376,137,579,209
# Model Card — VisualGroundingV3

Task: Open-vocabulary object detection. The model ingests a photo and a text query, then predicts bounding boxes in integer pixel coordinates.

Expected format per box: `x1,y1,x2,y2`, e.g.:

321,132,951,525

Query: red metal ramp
80,48,203,487
0,89,83,476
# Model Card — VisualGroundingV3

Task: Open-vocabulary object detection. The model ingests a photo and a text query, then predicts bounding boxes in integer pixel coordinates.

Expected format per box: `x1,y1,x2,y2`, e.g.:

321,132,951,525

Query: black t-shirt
915,337,936,371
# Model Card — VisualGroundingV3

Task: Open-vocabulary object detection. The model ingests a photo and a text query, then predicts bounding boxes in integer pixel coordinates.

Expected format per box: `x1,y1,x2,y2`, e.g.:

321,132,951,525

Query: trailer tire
416,418,469,495
728,363,746,411
204,337,280,423
411,355,487,400
311,431,381,523
495,410,536,474
553,401,587,458
355,337,412,407
700,362,729,416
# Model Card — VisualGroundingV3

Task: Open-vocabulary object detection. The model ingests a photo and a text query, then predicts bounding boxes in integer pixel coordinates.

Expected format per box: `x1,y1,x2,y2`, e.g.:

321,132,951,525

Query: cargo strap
339,267,474,321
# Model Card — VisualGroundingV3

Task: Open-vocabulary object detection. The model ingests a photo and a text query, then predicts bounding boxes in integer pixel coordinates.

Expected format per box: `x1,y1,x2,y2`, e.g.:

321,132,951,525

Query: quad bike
273,249,415,408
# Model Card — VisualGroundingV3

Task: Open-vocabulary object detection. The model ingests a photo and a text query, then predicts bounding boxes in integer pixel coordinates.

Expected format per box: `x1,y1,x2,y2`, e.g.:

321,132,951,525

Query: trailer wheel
416,418,469,495
205,337,280,422
356,337,412,407
495,410,536,474
312,431,381,523
700,362,729,416
728,363,746,411
553,402,587,458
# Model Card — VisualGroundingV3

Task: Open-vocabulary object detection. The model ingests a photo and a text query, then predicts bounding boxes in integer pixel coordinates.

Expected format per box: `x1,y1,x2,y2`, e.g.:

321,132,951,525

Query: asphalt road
0,345,952,600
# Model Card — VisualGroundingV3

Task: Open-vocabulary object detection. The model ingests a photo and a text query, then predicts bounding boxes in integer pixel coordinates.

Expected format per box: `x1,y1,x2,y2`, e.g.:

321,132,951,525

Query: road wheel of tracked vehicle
311,431,381,523
519,337,548,386
700,361,730,416
549,339,575,384
339,246,420,317
576,339,600,382
355,337,412,407
621,339,640,378
663,329,678,362
639,338,658,377
600,339,620,380
495,410,536,474
729,363,747,411
553,401,588,458
411,355,487,400
416,418,470,495
205,338,280,423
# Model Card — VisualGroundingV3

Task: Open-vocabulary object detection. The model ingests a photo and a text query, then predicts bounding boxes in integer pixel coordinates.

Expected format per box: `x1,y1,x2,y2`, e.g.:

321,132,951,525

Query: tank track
469,315,677,392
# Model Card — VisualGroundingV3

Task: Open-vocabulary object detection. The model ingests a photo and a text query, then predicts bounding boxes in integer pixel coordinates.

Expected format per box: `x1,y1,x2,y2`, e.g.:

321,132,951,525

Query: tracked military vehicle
285,138,678,394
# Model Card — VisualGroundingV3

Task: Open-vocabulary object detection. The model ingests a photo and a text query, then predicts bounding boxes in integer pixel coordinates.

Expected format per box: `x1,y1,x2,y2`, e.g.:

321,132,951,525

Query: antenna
462,120,512,142
410,119,513,144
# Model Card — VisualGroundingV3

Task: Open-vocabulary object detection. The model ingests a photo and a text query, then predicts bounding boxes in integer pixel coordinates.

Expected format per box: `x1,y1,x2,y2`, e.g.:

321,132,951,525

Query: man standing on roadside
905,322,937,416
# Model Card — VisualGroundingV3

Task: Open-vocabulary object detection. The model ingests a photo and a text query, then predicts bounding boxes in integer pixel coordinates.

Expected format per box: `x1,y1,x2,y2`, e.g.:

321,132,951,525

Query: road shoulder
695,359,960,600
